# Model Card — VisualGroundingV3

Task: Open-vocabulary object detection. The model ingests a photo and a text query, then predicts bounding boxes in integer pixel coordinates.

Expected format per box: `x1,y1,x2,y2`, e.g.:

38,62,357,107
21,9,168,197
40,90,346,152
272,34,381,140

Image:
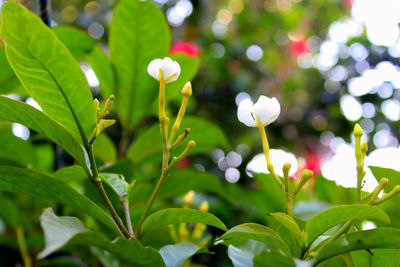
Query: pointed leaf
0,166,118,233
0,2,96,142
0,45,21,93
140,208,227,236
0,131,36,168
306,205,390,246
38,208,165,266
0,96,89,170
269,212,303,246
159,243,205,267
218,223,291,255
109,0,169,128
253,249,296,267
99,173,129,199
54,166,87,184
316,228,400,265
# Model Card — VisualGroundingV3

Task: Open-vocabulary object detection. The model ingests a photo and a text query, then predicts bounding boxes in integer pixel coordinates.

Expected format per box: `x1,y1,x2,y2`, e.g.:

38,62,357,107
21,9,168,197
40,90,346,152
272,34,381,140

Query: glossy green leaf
87,46,115,98
54,166,87,184
0,2,96,142
109,0,170,128
0,96,88,170
0,46,21,93
0,166,118,233
253,250,296,267
352,249,400,267
38,208,165,266
369,166,400,192
99,173,129,199
0,131,36,168
140,208,227,236
53,26,97,60
0,195,18,228
159,243,205,267
306,205,390,246
165,54,201,102
127,116,229,164
93,134,117,165
227,240,266,267
316,228,400,265
218,223,291,255
269,212,303,246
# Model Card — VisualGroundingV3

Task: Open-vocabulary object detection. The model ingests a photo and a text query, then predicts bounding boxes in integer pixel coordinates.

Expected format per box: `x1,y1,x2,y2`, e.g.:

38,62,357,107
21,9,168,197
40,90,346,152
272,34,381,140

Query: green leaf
53,26,97,60
54,166,87,184
0,166,118,234
306,205,390,246
227,240,266,267
109,0,170,128
253,250,296,267
99,173,129,199
159,243,205,267
316,228,400,265
0,131,36,168
127,116,229,164
93,134,117,165
0,46,22,94
38,208,165,267
0,96,89,170
369,166,400,192
140,208,227,236
269,212,303,246
352,249,400,267
165,54,200,102
0,195,19,228
217,223,291,255
0,2,96,142
87,46,115,98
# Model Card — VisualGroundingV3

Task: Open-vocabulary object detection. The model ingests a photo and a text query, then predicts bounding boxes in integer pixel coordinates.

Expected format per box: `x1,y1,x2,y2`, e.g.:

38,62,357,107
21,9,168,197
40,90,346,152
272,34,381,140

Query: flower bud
361,142,368,153
353,123,363,137
199,201,209,212
282,163,291,177
183,190,195,207
181,81,192,96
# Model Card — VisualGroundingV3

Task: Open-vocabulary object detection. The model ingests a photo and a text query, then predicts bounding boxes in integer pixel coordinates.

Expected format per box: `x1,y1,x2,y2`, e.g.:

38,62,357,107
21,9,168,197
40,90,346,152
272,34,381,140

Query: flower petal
253,96,280,125
147,58,162,80
237,99,256,127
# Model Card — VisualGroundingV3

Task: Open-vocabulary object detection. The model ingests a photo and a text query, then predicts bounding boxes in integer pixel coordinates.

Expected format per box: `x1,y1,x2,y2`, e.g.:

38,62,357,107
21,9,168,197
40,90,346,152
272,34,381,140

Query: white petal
166,60,181,83
246,150,298,177
253,96,280,125
237,99,256,127
147,58,162,80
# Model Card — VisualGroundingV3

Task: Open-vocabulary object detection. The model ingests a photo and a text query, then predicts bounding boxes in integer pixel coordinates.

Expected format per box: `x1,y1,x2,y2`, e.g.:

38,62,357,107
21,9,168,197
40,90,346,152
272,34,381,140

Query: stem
134,170,169,237
39,0,51,26
257,125,282,187
123,198,133,236
314,220,354,255
282,164,293,216
88,143,130,239
355,135,362,203
168,95,189,144
119,130,130,159
16,227,31,267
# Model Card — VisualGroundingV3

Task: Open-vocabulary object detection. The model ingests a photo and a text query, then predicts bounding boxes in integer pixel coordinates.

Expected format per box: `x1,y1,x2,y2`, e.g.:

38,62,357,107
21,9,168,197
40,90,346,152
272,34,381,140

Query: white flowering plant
0,1,400,267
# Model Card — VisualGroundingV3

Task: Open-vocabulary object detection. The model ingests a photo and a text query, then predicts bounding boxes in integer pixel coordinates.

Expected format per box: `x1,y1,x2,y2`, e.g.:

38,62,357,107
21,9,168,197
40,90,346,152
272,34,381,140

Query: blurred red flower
305,152,321,176
170,41,200,57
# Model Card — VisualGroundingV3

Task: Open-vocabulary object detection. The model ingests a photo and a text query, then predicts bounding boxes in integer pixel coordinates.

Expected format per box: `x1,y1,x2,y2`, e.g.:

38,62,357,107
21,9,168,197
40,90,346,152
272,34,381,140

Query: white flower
246,150,298,177
147,57,181,83
237,95,280,127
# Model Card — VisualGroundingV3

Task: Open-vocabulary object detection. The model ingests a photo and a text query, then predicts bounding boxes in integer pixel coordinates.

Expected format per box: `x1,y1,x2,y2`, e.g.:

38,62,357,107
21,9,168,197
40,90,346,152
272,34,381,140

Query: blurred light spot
283,124,298,139
211,149,224,163
84,1,100,15
226,151,242,167
246,150,298,177
362,102,376,118
320,131,335,146
88,22,104,39
330,137,345,152
235,92,250,105
388,42,400,57
218,157,229,171
236,144,251,157
340,95,362,121
167,1,193,27
225,167,240,183
373,129,391,147
246,45,263,61
25,97,42,111
274,31,290,45
355,60,370,74
297,53,313,69
307,36,321,52
84,68,99,87
367,147,400,171
12,123,29,140
349,43,368,61
276,0,292,11
348,77,370,96
362,221,376,230
229,0,244,14
61,5,78,23
360,118,375,133
311,114,328,131
324,79,340,93
376,61,398,82
381,99,400,121
328,21,349,43
210,43,225,58
217,9,233,25
377,83,393,98
212,21,228,39
194,163,205,172
330,65,348,81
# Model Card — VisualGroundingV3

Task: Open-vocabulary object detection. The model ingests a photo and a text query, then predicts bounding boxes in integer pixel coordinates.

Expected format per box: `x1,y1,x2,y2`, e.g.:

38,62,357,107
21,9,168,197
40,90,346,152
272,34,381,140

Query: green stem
16,227,31,267
88,143,130,239
257,125,282,187
123,198,133,236
119,130,130,159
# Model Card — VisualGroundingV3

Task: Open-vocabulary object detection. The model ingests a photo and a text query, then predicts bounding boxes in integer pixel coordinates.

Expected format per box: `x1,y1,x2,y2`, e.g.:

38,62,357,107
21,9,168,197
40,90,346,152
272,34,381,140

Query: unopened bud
181,81,192,96
199,201,209,212
361,142,368,153
187,140,196,149
104,95,114,112
282,163,291,177
380,178,389,187
353,123,363,137
183,190,195,207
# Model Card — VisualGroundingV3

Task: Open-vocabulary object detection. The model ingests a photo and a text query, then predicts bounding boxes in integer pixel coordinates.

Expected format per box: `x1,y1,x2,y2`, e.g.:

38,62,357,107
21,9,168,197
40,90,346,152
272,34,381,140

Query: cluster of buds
92,95,116,140
169,191,211,247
